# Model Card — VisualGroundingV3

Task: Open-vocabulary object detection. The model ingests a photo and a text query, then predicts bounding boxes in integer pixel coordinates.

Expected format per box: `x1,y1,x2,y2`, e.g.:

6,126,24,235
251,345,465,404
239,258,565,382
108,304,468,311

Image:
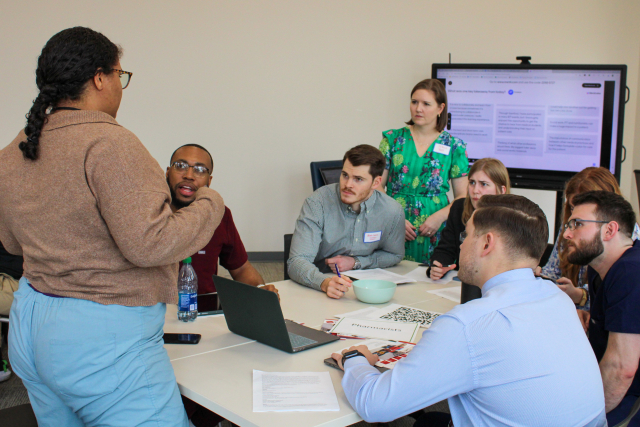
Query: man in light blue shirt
333,194,606,426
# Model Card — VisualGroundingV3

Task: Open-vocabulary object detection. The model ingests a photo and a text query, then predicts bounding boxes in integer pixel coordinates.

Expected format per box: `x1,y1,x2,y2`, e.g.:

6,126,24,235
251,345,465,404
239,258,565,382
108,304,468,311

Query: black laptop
213,276,339,353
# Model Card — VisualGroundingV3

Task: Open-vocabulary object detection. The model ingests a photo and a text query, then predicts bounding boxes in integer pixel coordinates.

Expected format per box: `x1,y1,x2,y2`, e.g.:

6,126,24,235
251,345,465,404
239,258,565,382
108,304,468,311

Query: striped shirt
287,184,404,290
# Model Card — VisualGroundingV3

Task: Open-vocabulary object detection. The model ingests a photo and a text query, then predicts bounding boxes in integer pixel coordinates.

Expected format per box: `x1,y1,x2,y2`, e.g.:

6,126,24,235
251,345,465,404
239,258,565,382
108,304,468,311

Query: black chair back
310,160,342,191
0,404,38,427
635,170,640,208
283,234,293,280
539,243,554,268
460,282,482,304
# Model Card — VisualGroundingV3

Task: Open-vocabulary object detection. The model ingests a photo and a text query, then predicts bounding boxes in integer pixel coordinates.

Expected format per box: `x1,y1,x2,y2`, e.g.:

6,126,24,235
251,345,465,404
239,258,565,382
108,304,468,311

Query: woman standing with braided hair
0,27,225,426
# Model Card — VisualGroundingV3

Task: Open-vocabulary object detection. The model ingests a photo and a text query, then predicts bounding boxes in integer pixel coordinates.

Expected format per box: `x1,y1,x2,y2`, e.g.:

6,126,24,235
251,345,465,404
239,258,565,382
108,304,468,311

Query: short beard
167,177,193,209
458,265,478,286
566,233,604,266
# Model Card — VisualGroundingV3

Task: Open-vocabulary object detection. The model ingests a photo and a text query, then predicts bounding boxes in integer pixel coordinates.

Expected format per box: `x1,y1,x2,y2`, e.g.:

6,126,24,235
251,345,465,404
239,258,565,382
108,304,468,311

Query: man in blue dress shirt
333,194,606,426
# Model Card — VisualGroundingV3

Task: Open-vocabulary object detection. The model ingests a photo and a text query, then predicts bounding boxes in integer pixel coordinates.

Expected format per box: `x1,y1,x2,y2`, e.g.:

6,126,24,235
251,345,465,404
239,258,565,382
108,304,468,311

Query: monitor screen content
432,64,626,185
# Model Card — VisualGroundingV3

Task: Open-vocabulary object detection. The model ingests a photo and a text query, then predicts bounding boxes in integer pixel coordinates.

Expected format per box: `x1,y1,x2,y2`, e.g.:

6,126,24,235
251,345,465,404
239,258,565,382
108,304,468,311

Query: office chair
0,404,38,427
635,170,640,207
310,160,342,191
539,243,554,268
283,234,293,280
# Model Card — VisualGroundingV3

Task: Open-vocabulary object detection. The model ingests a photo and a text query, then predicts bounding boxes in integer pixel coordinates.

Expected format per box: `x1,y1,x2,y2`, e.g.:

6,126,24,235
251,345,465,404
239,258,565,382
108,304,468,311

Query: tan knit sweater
0,110,224,306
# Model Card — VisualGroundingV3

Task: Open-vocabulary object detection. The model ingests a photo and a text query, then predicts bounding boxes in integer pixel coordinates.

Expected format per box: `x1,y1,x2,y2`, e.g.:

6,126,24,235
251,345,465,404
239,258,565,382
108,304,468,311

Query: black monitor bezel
431,63,627,186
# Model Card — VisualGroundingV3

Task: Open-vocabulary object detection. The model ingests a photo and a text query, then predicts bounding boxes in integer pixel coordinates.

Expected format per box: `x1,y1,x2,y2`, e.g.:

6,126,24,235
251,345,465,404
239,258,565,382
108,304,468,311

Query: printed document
336,304,443,328
427,285,462,303
402,266,458,284
341,268,416,284
252,370,339,412
329,317,420,342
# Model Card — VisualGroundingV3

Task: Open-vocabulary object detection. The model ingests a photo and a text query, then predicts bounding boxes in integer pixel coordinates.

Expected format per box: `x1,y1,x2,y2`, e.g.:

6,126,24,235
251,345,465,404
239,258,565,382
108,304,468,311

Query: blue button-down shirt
342,268,607,426
287,184,405,290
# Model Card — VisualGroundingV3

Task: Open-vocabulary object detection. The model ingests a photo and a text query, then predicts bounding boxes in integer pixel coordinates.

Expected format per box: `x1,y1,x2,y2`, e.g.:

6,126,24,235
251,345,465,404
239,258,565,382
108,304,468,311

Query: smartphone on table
163,333,201,345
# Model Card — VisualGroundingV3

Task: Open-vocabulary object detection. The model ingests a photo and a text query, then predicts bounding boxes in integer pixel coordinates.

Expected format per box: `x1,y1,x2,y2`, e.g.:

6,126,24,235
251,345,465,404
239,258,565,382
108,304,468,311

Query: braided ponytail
19,27,121,161
20,85,59,160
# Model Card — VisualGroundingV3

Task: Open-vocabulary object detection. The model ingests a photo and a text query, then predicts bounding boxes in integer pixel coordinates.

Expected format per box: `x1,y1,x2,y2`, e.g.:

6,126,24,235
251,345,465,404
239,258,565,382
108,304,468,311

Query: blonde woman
429,158,510,280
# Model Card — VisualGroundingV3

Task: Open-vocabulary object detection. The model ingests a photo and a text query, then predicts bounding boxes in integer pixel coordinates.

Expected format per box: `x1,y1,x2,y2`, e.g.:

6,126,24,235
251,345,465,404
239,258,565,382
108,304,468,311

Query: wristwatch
341,349,365,367
353,256,362,270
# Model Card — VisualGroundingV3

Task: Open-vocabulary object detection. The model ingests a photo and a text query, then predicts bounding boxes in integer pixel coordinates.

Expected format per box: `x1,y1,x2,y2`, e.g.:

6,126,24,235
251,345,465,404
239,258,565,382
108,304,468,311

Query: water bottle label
179,293,191,312
190,293,197,311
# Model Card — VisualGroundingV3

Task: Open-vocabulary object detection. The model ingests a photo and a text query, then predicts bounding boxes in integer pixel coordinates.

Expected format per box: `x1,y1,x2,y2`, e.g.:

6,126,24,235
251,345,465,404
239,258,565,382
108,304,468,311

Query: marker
335,264,341,277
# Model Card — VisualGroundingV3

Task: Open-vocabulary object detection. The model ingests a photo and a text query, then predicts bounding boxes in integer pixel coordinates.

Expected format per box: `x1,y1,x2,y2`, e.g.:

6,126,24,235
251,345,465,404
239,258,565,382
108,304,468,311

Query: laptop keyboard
288,332,318,349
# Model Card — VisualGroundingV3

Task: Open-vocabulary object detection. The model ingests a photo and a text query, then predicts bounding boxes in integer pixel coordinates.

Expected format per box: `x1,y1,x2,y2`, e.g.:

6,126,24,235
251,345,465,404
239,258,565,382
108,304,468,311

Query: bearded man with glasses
564,190,640,427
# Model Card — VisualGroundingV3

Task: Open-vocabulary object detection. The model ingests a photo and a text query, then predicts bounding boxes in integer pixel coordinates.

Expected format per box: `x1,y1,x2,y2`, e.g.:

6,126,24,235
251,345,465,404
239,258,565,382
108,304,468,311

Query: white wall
2,1,639,251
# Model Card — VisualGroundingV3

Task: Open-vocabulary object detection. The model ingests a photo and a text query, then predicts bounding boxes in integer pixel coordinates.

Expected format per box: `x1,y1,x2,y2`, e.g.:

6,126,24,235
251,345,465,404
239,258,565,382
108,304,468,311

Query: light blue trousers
9,278,188,427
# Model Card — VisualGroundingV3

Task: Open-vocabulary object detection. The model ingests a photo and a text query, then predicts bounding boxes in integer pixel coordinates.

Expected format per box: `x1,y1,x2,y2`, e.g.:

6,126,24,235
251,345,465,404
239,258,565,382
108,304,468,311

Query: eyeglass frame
563,218,610,232
171,160,211,177
112,69,133,89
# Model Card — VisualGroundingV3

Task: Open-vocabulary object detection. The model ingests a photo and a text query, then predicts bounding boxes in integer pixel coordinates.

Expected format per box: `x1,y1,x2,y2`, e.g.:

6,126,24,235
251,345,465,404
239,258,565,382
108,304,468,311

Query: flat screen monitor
432,63,627,189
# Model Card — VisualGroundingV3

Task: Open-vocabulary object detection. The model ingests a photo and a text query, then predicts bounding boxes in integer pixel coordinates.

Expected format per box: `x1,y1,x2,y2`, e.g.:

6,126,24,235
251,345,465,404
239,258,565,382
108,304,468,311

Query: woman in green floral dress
380,79,469,263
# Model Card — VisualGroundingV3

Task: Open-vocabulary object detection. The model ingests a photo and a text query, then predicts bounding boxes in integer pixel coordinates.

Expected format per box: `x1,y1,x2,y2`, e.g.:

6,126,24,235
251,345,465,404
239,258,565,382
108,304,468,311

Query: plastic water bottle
178,257,198,322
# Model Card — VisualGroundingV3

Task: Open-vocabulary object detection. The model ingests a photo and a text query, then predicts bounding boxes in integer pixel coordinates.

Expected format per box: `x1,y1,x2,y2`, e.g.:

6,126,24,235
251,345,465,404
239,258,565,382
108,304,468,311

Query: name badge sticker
433,143,451,156
198,250,206,254
364,231,382,243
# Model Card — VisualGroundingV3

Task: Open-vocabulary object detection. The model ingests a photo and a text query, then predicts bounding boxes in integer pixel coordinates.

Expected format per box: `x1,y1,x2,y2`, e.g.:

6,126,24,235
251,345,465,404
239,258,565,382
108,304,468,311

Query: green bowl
352,280,397,304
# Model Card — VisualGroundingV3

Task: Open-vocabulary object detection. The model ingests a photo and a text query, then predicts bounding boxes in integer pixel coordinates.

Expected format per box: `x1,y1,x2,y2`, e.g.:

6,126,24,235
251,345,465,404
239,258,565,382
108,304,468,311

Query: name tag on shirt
433,143,451,156
364,231,382,243
198,251,206,254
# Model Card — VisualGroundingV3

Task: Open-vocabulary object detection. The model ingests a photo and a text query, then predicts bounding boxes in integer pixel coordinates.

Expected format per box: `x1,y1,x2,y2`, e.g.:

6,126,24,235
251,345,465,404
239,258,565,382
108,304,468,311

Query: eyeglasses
113,69,133,89
460,231,467,242
171,161,210,177
563,218,610,232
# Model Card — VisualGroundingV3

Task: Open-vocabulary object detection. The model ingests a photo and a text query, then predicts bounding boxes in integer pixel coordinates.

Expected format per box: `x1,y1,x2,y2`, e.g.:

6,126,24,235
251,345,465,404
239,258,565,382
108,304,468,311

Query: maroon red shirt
180,206,248,294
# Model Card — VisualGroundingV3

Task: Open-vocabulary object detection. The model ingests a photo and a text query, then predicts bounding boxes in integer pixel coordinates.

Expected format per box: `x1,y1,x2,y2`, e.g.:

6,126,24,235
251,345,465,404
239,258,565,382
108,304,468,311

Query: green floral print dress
379,127,469,263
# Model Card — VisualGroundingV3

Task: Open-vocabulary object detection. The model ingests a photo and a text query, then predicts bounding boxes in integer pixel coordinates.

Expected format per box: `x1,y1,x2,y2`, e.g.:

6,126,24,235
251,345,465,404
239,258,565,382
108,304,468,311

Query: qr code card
375,304,442,328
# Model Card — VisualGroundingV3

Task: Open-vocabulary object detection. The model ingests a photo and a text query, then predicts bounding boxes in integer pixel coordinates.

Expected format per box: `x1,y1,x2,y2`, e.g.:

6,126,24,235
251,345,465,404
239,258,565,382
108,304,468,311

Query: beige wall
1,1,639,251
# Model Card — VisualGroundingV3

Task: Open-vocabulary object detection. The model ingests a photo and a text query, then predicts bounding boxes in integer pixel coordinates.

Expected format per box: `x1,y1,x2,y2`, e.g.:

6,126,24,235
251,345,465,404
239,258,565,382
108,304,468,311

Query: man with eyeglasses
331,195,606,426
166,143,278,426
564,190,640,426
166,144,278,296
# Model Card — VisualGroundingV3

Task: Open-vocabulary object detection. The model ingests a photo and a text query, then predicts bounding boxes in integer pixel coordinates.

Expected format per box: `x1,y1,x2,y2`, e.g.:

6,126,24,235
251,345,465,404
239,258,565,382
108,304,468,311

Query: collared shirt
341,268,607,426
179,206,248,294
287,184,405,290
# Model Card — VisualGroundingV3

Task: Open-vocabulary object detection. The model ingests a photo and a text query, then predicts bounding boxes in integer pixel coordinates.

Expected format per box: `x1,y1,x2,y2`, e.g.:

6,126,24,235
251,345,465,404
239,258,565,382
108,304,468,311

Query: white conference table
163,261,461,427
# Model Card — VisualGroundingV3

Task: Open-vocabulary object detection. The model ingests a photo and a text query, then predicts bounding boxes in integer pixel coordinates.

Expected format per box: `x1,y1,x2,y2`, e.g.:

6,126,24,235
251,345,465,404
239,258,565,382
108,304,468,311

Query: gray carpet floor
0,262,448,425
